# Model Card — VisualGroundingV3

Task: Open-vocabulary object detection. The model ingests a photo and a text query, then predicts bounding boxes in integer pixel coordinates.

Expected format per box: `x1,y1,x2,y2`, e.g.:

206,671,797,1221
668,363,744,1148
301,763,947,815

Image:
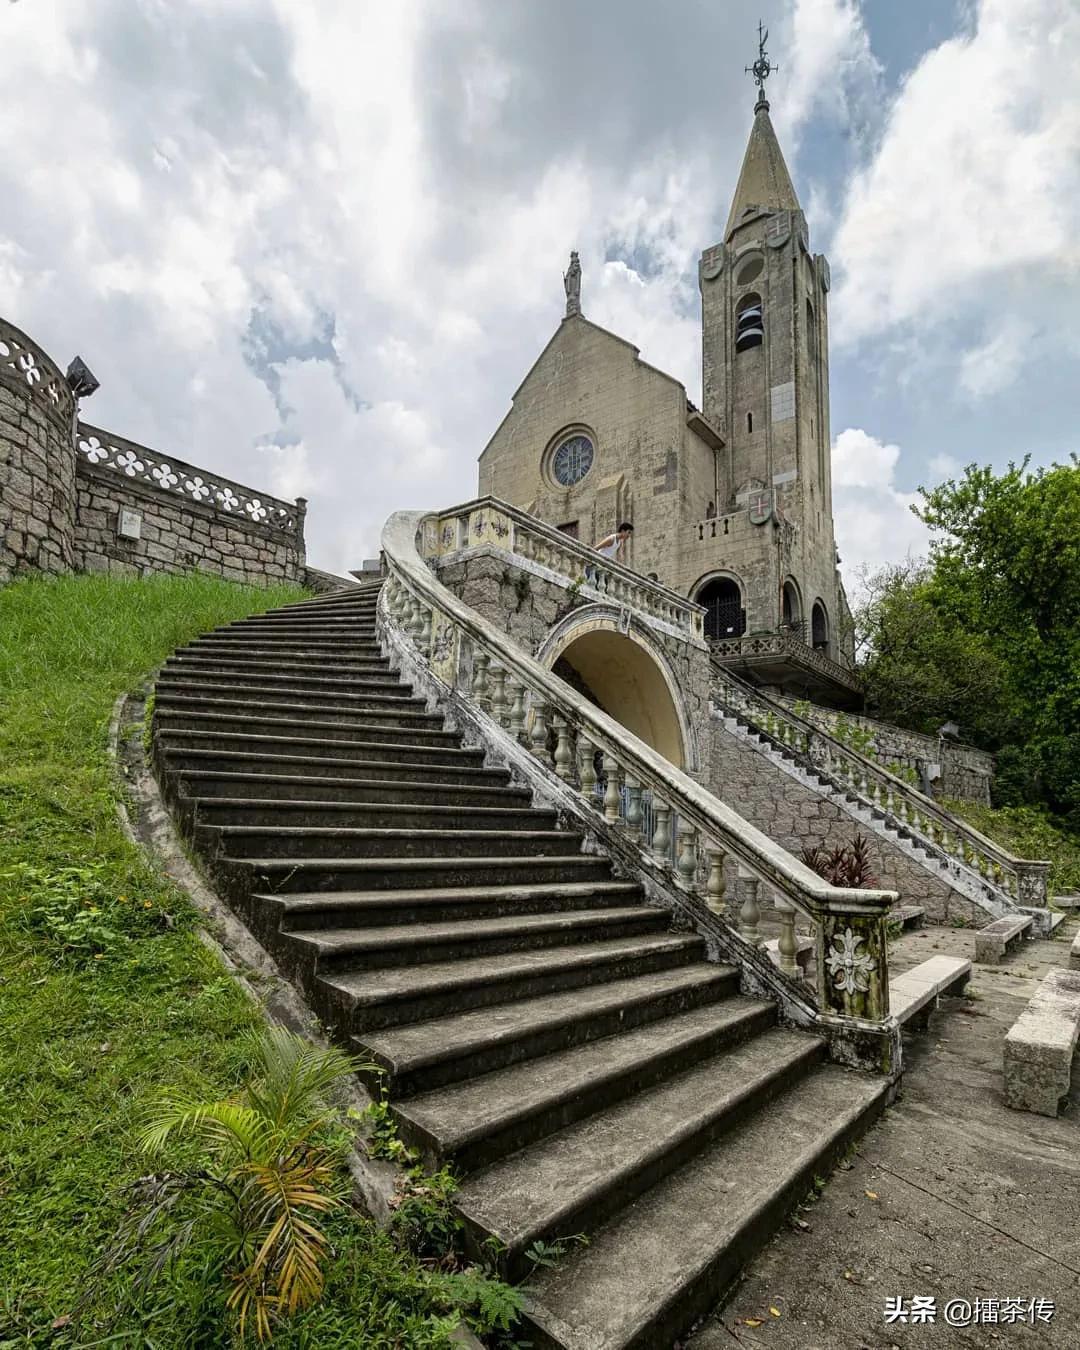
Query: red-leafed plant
801,833,879,888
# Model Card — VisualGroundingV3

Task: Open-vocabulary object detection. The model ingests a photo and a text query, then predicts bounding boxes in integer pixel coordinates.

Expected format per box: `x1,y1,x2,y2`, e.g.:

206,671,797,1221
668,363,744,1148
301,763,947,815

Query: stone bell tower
698,26,845,668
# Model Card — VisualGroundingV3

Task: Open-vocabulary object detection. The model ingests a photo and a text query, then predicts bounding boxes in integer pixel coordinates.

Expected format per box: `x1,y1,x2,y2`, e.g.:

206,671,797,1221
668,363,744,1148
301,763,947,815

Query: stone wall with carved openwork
73,425,306,586
0,316,77,582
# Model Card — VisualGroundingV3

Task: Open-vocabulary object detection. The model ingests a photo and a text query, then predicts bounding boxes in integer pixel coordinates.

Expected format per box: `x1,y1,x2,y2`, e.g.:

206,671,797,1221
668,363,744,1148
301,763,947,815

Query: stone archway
537,611,693,770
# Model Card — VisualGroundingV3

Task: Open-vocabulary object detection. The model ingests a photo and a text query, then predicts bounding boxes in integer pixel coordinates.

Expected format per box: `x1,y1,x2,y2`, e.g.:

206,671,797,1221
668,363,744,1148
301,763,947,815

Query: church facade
477,86,859,707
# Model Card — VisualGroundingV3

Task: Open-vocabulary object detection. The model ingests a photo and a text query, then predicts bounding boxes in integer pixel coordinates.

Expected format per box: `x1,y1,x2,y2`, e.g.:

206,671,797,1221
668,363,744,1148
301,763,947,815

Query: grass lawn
0,574,518,1349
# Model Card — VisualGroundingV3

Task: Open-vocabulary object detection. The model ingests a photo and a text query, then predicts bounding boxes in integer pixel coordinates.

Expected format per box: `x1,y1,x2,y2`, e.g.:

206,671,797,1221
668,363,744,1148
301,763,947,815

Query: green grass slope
0,574,515,1348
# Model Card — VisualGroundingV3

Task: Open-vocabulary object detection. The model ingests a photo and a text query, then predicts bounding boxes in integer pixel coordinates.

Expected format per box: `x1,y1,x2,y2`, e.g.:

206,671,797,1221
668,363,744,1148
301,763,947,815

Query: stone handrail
76,423,305,537
709,629,861,694
423,495,706,644
381,507,900,1071
0,315,76,425
711,664,1051,907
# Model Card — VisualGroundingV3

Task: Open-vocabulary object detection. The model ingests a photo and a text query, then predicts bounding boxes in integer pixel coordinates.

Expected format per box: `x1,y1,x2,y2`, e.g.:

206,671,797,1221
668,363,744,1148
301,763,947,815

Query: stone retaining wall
1,312,319,594
709,715,981,925
776,695,994,804
73,458,303,585
0,317,77,582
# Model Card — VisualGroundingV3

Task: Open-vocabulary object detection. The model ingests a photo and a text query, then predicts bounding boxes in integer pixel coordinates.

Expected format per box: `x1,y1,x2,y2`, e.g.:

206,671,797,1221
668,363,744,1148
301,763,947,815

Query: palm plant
128,1026,363,1341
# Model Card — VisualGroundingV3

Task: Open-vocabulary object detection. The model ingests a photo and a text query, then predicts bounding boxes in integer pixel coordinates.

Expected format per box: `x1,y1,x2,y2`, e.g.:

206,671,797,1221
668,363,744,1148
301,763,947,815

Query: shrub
802,833,879,888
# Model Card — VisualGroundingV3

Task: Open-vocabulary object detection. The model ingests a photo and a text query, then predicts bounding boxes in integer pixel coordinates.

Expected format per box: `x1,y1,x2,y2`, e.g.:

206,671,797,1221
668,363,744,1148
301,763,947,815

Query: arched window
782,579,802,636
806,298,817,361
811,600,829,652
696,576,746,641
735,293,764,353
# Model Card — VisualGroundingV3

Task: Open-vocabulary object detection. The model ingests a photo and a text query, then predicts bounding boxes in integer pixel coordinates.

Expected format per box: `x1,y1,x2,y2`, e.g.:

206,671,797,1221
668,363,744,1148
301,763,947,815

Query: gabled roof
478,313,723,461
725,100,801,239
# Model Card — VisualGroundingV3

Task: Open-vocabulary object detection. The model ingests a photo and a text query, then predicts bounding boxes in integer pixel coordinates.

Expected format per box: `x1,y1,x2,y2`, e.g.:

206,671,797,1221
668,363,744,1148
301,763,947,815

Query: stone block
1070,928,1080,971
974,913,1033,965
1003,968,1080,1116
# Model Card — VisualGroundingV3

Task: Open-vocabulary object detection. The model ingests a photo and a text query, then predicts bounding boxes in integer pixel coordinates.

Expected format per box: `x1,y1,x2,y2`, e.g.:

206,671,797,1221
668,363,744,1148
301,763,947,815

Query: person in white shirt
594,521,633,563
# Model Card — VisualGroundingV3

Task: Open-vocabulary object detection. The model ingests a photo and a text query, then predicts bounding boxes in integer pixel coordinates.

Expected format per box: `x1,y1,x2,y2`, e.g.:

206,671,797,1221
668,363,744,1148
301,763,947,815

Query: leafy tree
855,458,1080,824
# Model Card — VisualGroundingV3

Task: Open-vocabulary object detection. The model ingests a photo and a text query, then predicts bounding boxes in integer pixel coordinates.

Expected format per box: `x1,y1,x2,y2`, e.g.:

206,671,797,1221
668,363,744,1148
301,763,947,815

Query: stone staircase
712,667,1059,935
151,581,890,1350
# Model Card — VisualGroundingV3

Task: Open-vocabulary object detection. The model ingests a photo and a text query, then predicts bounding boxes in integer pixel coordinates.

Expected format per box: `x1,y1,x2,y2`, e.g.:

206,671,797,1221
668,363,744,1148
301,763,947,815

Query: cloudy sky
3,0,1078,588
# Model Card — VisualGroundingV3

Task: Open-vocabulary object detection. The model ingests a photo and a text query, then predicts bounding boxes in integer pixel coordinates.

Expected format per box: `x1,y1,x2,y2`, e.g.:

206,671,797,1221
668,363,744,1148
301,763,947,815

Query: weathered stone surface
1004,967,1080,1116
776,694,994,804
974,912,1033,965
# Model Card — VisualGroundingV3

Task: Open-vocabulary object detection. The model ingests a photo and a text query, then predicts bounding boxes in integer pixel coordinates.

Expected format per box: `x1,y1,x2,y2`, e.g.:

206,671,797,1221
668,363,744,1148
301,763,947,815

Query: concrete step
287,905,671,973
456,1027,826,1281
195,798,557,832
155,676,420,708
187,635,384,656
390,988,771,1169
201,823,584,860
518,1066,888,1349
233,852,617,895
155,709,461,747
154,729,485,765
159,748,502,785
154,692,444,730
226,614,377,629
171,770,528,808
319,932,707,1031
267,880,645,931
164,652,396,679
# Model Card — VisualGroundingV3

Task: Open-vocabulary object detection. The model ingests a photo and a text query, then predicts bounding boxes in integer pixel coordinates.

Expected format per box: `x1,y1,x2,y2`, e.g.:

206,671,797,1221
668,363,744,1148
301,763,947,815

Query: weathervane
745,19,777,110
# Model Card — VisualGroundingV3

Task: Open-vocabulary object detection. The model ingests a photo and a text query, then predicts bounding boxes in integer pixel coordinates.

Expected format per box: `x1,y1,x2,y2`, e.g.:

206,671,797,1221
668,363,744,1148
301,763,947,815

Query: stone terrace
689,917,1080,1349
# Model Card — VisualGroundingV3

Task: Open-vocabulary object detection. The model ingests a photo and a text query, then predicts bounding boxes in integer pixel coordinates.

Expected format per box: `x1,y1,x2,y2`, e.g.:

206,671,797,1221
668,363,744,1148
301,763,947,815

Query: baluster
775,897,798,976
737,871,762,945
471,650,491,712
676,819,698,891
578,734,598,800
625,776,644,836
651,799,672,866
409,596,426,643
507,677,527,743
419,604,433,653
489,663,508,725
529,697,552,765
705,848,727,917
602,753,622,822
553,716,574,780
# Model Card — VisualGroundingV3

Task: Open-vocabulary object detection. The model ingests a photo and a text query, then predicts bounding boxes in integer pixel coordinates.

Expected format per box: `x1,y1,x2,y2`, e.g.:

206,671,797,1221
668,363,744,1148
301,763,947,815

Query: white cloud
774,0,883,144
957,317,1035,399
832,428,932,589
832,0,1080,379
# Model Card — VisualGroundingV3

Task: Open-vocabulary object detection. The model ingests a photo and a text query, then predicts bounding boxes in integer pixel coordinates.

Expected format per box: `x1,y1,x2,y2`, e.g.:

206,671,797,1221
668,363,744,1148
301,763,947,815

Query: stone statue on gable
563,251,581,317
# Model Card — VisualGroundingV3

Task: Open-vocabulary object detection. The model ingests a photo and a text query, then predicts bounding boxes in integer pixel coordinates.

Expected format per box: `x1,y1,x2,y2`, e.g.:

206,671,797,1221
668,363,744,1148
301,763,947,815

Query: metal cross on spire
745,19,777,110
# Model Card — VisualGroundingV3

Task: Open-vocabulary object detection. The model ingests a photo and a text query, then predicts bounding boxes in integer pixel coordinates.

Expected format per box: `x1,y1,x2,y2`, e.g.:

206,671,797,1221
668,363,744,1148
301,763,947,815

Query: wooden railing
712,665,1050,909
422,496,706,644
380,509,902,1072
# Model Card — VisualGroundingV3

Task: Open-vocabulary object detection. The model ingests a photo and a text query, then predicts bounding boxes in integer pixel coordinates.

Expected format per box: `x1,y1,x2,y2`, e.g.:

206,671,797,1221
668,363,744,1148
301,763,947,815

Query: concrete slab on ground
688,919,1080,1350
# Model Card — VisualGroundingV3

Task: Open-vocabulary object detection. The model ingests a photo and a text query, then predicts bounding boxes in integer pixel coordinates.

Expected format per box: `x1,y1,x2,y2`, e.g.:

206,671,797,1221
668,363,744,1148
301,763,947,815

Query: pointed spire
724,100,801,240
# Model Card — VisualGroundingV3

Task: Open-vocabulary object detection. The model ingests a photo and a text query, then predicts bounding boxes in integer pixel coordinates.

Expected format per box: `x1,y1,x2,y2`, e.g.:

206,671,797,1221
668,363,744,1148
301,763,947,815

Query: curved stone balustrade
0,315,76,425
76,423,304,536
711,666,1051,910
381,507,901,1073
423,495,706,645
